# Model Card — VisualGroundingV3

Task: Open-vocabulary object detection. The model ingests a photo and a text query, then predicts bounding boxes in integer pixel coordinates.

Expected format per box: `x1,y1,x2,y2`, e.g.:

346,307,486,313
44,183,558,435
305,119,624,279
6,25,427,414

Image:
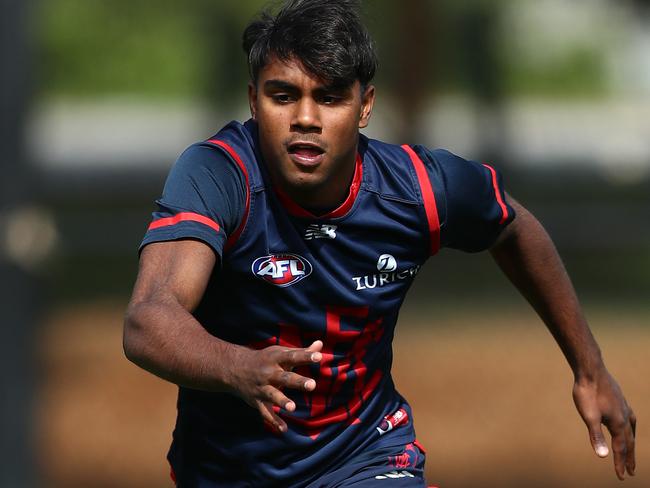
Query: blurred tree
386,0,436,143
197,0,266,112
439,0,510,164
369,0,510,158
629,0,650,19
630,0,650,10
200,3,245,111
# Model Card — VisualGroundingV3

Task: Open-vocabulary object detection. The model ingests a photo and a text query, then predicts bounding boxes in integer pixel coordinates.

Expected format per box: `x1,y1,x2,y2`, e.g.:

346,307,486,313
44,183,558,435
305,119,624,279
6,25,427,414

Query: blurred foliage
36,0,266,100
37,0,209,98
36,0,611,102
503,46,606,98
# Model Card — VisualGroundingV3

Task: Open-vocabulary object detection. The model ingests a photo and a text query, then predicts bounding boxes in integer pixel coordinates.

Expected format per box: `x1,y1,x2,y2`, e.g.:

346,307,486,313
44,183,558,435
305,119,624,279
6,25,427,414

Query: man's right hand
229,340,323,433
125,240,323,434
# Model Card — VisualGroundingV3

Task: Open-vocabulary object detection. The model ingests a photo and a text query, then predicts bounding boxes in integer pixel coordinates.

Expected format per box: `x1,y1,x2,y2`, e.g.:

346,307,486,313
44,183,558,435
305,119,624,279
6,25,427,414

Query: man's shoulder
360,136,425,202
196,119,257,156
176,120,252,157
363,135,404,158
163,120,256,196
207,119,256,145
171,119,258,179
363,136,463,168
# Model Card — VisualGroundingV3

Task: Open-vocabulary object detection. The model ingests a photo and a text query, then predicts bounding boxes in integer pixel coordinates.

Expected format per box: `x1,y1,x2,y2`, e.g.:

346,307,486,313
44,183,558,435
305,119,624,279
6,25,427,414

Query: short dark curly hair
243,0,378,88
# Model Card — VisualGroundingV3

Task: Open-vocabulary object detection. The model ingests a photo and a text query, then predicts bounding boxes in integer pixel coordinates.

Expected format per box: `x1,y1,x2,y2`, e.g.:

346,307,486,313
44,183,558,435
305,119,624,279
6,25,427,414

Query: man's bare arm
123,240,322,432
489,197,636,480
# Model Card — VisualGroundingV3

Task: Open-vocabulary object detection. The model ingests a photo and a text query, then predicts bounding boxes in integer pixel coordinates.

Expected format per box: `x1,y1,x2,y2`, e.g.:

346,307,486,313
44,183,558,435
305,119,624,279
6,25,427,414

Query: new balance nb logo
375,470,415,480
304,224,337,240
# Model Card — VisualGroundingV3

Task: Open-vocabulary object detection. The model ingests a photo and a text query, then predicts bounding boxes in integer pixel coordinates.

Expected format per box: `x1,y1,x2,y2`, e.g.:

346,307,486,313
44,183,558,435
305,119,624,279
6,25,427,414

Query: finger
586,419,609,458
630,410,637,438
624,418,636,476
258,401,287,433
270,370,317,392
261,384,296,412
587,421,609,457
305,340,323,353
279,347,322,368
573,382,609,458
610,427,628,480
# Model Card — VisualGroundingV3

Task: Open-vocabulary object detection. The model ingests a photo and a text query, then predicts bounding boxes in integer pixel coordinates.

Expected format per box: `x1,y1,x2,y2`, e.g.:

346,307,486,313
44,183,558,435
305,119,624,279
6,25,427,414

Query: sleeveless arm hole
206,139,251,254
401,144,441,256
481,163,511,225
430,149,515,252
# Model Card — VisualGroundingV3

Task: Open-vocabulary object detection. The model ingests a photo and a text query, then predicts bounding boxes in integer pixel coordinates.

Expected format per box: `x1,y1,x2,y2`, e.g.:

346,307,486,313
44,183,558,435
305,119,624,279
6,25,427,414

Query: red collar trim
275,153,363,219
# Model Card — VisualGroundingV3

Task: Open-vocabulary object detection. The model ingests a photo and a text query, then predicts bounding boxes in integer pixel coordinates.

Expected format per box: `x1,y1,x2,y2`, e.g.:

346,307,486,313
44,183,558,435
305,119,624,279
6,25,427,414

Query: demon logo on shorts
251,253,313,287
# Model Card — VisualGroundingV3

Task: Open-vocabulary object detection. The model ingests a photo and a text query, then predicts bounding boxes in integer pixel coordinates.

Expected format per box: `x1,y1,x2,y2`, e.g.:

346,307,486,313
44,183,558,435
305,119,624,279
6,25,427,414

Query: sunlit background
1,0,649,486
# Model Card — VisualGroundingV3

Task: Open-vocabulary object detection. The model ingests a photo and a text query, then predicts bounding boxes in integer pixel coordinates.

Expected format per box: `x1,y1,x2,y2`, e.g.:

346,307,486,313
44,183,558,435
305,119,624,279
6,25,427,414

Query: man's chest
223,190,429,308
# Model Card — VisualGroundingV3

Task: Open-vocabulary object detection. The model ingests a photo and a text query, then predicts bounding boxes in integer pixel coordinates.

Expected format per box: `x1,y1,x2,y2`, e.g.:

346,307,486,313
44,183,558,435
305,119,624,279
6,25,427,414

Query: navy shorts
305,440,432,487
170,441,437,487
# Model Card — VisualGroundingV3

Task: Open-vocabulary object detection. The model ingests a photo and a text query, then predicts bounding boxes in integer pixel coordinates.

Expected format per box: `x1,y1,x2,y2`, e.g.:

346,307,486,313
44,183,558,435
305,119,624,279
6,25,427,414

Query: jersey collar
274,153,363,220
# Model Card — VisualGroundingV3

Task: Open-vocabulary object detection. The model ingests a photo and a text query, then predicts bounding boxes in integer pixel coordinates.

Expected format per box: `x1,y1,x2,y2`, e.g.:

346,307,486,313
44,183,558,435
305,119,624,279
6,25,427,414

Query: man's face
248,56,375,210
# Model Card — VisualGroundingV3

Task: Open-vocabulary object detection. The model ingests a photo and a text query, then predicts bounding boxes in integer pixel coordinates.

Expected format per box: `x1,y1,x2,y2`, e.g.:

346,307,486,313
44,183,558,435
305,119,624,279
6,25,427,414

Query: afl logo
252,254,313,287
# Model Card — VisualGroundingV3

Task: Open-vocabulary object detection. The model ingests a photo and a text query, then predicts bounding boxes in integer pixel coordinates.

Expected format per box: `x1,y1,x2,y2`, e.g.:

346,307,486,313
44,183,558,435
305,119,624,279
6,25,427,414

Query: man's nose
291,98,322,132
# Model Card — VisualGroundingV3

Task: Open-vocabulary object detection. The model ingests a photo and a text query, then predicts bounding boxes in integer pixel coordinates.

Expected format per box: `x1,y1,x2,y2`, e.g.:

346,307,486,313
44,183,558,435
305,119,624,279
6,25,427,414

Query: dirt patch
36,302,648,487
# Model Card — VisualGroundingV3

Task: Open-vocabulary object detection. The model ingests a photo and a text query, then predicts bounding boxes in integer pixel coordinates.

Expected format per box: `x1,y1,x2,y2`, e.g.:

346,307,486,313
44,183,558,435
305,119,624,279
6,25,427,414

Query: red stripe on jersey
401,145,441,255
206,139,251,252
148,212,220,233
274,153,363,219
287,369,382,430
482,163,509,224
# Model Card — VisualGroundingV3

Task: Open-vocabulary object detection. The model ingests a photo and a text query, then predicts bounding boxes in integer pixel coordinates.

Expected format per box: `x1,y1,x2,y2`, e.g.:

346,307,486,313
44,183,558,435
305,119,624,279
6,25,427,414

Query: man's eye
273,94,292,103
321,95,340,104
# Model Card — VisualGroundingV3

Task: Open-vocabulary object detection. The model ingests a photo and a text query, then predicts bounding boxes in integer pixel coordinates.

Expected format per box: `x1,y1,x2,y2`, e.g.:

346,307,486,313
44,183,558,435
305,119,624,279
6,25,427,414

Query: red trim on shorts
401,145,441,255
206,139,251,252
413,439,427,454
482,163,509,225
169,465,176,484
148,212,220,233
274,153,363,219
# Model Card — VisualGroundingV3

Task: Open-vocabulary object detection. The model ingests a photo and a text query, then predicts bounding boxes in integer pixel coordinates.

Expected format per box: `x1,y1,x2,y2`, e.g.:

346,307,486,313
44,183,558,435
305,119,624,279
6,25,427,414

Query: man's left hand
572,367,636,480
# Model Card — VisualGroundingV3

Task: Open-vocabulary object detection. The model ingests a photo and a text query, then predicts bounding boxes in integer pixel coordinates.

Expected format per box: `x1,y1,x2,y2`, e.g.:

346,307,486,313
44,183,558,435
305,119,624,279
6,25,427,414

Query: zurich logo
377,254,397,272
252,253,313,287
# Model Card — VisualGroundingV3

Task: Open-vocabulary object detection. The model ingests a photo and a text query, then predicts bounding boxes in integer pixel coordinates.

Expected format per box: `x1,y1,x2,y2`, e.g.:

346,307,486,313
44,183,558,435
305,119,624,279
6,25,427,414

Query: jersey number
253,306,384,438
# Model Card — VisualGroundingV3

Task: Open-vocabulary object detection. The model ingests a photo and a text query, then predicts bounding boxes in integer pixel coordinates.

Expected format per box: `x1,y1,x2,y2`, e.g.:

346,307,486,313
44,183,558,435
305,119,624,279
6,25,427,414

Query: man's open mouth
287,142,325,165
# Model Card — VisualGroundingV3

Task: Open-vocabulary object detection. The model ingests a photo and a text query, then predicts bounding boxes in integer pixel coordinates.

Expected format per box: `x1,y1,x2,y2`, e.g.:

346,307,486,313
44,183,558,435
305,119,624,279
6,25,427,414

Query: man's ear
248,82,257,120
358,84,375,129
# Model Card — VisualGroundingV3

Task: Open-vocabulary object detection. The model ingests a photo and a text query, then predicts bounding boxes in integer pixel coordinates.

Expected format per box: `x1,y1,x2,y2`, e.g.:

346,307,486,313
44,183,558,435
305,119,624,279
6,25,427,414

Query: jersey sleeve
417,147,515,253
139,142,247,258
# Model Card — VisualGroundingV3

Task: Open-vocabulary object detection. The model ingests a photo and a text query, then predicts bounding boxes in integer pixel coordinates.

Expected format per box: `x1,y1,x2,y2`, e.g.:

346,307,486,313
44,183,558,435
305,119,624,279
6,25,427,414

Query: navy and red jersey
140,119,514,487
